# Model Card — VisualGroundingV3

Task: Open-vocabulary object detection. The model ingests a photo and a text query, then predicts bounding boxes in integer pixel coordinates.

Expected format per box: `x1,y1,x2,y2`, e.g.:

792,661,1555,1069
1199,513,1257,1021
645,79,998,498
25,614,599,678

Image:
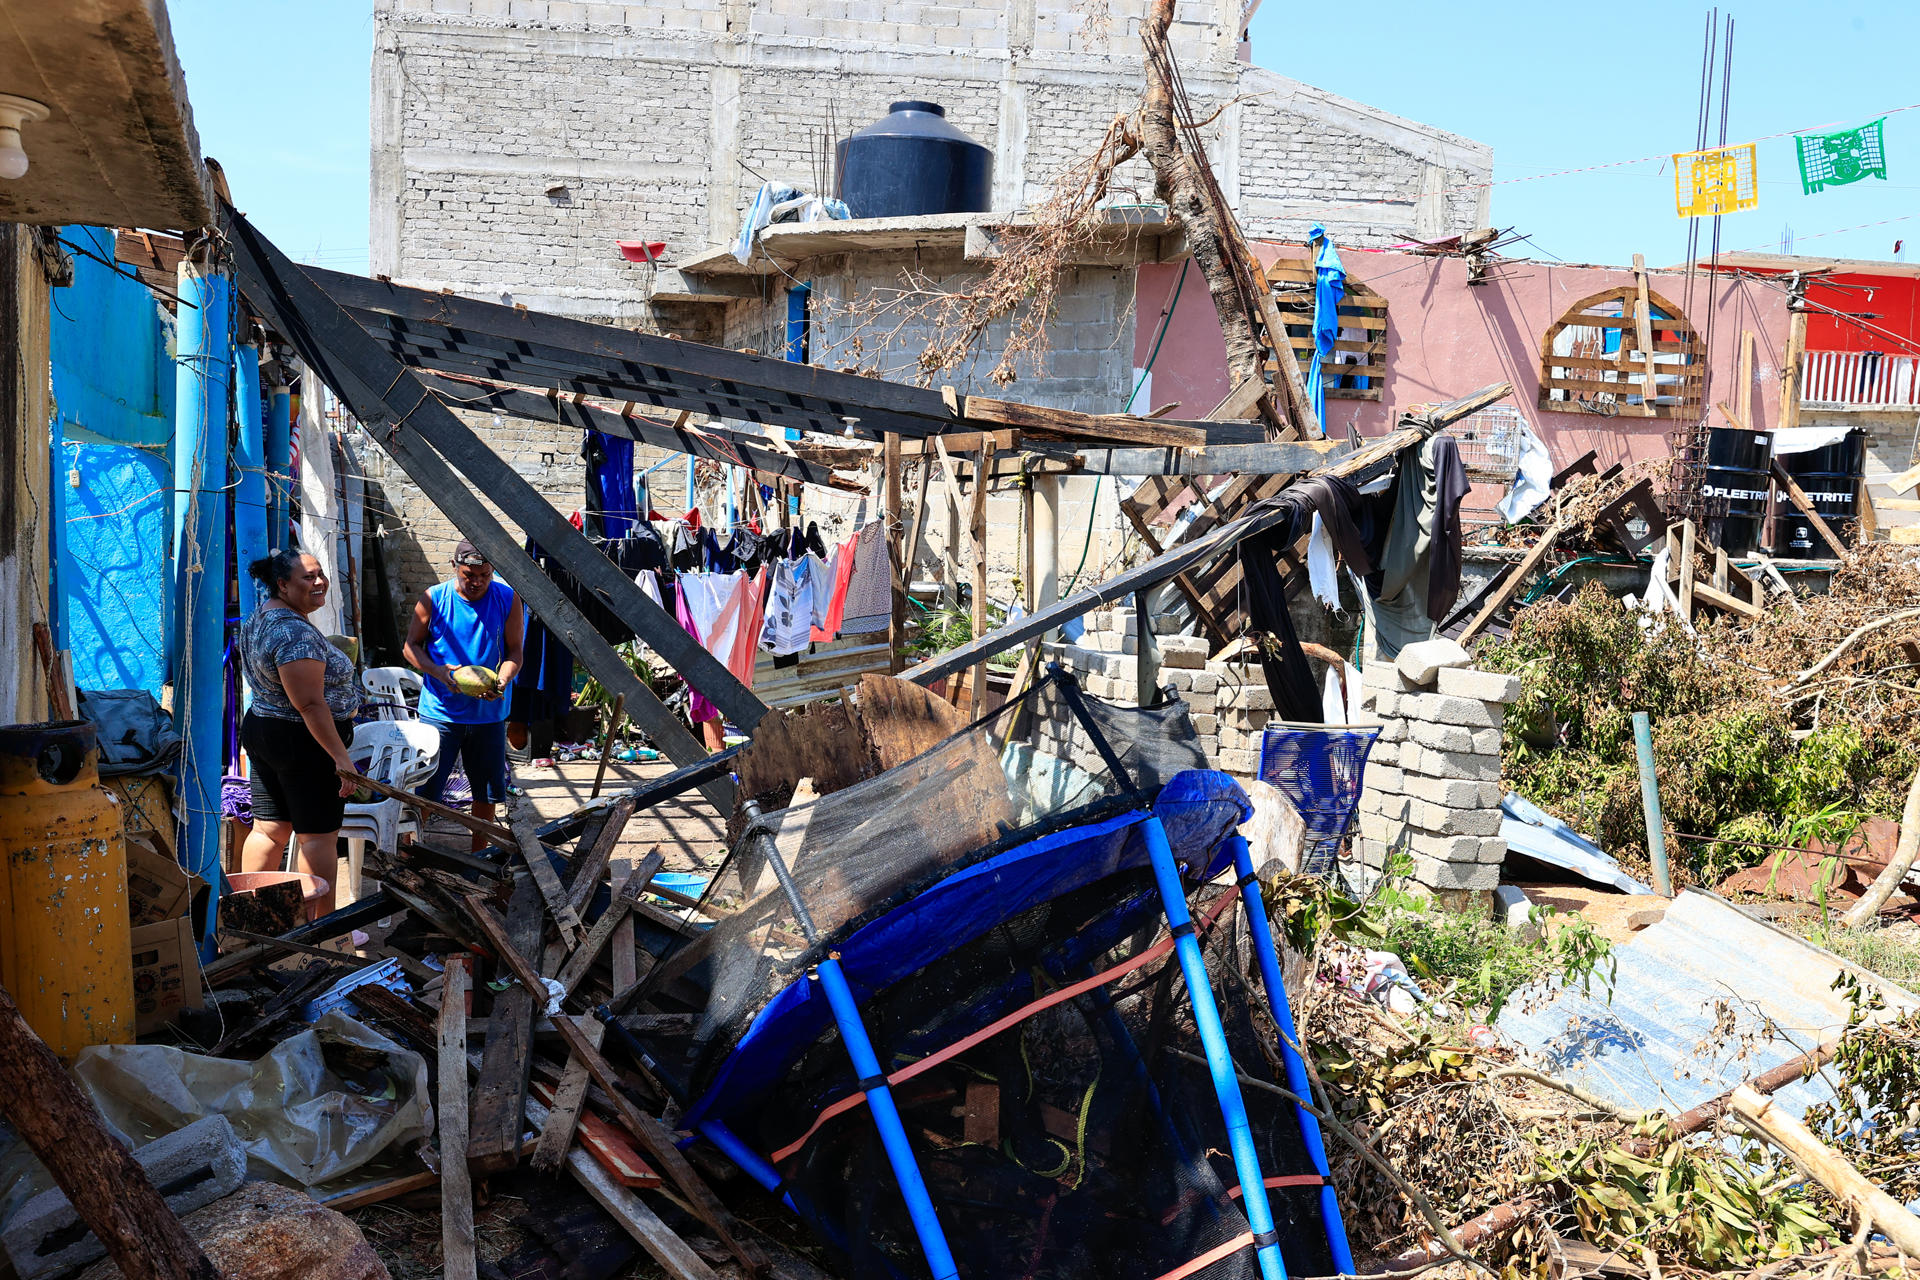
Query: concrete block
1163,668,1195,690
1367,740,1400,768
1395,638,1471,686
1475,837,1510,865
1369,691,1398,718
1410,854,1501,892
1188,670,1221,695
1399,693,1505,729
1403,774,1495,809
1436,667,1522,705
1190,713,1218,735
1358,809,1397,842
1159,636,1208,669
5,1115,247,1279
1410,721,1475,754
1377,718,1408,743
1217,748,1260,775
1366,765,1405,794
1218,683,1275,711
1362,662,1418,692
1494,883,1535,934
1408,746,1502,783
1186,692,1217,714
1423,806,1504,838
1408,831,1479,863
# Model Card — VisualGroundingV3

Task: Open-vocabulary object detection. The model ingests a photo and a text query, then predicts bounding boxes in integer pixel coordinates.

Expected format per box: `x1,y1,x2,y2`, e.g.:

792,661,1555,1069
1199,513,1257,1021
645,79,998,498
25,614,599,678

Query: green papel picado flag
1796,118,1889,194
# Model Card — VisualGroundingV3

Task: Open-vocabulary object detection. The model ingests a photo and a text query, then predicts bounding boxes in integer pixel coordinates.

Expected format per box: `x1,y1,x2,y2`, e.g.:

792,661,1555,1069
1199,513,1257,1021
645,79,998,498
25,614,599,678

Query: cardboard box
130,918,203,1034
126,838,203,927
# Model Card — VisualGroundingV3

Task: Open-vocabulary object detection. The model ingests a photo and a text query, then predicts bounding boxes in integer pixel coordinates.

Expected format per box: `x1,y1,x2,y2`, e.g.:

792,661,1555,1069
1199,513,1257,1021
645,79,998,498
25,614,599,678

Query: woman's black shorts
242,711,355,834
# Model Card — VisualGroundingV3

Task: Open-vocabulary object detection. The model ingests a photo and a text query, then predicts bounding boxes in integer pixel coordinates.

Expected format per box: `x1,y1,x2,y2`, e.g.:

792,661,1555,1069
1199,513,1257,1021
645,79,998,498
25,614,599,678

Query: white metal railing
1801,350,1920,408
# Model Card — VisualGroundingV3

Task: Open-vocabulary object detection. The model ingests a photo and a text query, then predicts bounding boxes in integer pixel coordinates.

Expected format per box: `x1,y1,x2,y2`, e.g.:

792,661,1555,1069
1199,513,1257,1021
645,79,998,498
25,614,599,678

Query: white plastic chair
362,666,424,721
340,719,442,901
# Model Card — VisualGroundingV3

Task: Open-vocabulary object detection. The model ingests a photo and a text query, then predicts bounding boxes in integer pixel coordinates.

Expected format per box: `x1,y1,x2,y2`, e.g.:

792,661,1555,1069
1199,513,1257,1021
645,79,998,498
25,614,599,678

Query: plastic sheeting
68,1013,430,1188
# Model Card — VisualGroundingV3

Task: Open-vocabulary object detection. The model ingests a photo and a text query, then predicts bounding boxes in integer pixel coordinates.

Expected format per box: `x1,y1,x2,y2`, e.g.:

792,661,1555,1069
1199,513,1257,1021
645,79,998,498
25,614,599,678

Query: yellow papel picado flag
1673,142,1759,218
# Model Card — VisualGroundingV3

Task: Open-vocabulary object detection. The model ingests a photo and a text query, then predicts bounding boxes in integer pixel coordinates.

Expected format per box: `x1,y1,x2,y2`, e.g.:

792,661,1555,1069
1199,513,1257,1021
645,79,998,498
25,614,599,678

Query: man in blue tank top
404,540,525,846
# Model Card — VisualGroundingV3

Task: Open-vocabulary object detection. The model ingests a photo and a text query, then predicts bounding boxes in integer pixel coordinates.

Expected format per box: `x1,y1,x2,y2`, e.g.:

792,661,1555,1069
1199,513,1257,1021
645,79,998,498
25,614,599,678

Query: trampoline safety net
681,672,1210,1079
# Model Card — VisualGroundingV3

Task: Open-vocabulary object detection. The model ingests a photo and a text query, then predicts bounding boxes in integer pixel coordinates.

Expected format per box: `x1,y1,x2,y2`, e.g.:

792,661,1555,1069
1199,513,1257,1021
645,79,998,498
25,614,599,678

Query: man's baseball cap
453,539,490,567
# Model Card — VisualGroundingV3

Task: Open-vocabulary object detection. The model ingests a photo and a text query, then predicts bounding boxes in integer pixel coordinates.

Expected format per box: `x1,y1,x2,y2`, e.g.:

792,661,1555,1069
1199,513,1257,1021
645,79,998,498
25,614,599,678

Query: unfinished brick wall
372,0,1493,324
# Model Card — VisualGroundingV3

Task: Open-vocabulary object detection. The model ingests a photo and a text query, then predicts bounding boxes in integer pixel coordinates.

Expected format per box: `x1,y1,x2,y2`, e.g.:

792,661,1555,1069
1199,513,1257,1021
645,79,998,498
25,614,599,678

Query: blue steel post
266,380,292,549
1142,816,1288,1280
232,346,267,617
1228,834,1355,1273
172,258,233,949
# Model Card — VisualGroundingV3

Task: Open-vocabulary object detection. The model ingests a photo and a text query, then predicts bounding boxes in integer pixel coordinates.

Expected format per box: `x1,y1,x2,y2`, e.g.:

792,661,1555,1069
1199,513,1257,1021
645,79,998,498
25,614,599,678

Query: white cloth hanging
1307,512,1341,609
1496,422,1554,524
760,558,815,657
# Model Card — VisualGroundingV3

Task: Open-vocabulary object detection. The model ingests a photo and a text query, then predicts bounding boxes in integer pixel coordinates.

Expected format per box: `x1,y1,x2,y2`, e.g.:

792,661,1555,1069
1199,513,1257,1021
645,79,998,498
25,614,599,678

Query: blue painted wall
50,227,178,696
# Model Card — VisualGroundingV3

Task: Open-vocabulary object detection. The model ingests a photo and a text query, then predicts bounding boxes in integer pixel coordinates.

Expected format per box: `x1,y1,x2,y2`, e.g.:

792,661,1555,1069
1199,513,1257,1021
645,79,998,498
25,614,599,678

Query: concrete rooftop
0,0,208,229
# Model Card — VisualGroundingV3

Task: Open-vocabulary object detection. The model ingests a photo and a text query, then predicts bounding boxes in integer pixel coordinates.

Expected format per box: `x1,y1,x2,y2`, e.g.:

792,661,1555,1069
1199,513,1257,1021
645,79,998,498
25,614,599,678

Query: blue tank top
418,579,517,725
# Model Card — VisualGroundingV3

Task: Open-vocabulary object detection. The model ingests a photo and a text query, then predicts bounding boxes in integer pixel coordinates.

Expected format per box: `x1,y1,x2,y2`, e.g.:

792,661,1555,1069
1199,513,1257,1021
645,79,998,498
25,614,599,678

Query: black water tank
835,101,994,219
1766,430,1865,558
1700,426,1773,555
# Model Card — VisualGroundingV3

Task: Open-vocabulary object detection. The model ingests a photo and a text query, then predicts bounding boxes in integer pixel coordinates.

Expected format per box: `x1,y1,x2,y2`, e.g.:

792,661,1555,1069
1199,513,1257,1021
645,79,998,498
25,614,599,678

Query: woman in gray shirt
234,549,363,916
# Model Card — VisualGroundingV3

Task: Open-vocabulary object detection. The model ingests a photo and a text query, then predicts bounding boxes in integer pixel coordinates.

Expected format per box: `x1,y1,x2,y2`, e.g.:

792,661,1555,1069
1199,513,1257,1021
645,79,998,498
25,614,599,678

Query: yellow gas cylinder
0,720,133,1055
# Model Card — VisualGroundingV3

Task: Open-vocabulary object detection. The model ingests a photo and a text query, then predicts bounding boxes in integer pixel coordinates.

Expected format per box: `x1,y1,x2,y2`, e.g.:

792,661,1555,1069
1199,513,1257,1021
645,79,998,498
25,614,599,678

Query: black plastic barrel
835,101,994,220
1700,427,1773,555
1766,430,1865,558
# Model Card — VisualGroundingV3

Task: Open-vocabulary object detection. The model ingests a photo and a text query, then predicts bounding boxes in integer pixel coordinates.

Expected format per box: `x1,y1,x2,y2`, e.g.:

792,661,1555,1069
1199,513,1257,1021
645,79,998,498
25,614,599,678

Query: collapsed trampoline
607,673,1355,1280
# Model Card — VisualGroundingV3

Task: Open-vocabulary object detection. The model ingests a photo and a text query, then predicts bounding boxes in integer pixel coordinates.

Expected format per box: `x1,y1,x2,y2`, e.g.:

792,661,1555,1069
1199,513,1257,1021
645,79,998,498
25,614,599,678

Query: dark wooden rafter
1540,284,1704,419
221,208,751,807
418,373,841,487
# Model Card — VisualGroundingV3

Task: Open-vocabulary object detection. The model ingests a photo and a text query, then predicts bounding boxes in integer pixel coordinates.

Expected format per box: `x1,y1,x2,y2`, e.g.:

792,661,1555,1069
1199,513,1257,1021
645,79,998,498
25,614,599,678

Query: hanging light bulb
0,95,51,181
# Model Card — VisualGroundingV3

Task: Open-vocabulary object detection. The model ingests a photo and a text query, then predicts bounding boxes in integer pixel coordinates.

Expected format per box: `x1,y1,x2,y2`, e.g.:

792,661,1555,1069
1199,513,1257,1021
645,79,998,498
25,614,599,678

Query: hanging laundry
804,552,833,631
1496,421,1554,524
678,569,767,696
1306,224,1346,433
1362,433,1468,660
761,557,815,658
812,535,858,643
838,522,893,636
583,430,637,539
675,583,719,725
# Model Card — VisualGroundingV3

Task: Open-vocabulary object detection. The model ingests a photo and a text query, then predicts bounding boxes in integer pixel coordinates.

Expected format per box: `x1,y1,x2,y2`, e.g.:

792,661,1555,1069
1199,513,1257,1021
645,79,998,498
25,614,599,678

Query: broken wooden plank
1680,518,1698,619
962,395,1207,447
460,894,765,1275
1459,524,1563,645
556,852,664,998
513,802,586,947
339,768,514,846
530,1016,604,1174
567,1145,719,1280
1771,460,1849,558
1691,580,1764,620
467,871,544,1177
529,1077,661,1188
564,795,637,917
439,955,477,1280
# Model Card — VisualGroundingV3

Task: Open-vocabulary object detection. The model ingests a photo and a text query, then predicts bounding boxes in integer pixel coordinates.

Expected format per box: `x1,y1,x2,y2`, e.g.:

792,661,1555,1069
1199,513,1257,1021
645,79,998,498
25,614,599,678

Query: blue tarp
686,771,1250,1130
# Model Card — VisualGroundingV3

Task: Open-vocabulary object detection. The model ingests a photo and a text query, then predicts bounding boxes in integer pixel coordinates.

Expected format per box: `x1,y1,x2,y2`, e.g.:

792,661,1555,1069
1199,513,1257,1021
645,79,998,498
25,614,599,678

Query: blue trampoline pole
1142,816,1288,1280
739,801,960,1280
1228,834,1355,1274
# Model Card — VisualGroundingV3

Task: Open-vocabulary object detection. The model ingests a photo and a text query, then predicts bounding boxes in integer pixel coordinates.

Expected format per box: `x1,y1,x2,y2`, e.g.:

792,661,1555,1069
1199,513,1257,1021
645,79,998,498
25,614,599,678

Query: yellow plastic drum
0,720,133,1056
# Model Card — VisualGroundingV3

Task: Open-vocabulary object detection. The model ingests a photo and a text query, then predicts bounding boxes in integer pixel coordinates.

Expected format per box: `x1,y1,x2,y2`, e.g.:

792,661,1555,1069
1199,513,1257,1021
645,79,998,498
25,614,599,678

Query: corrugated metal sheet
1498,890,1920,1118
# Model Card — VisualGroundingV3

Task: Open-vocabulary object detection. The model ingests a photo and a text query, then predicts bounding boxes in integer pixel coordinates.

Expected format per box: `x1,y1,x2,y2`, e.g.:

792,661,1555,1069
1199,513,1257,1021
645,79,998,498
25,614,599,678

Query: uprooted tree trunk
1138,0,1265,392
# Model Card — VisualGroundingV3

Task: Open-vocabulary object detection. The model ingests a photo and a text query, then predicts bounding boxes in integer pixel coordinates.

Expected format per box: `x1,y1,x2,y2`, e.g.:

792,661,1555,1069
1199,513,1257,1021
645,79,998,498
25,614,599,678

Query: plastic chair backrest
350,721,424,788
362,667,424,720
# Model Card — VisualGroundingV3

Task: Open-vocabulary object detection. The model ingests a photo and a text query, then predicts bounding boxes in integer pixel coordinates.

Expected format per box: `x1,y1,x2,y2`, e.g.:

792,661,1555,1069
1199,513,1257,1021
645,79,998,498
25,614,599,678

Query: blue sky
169,2,1916,274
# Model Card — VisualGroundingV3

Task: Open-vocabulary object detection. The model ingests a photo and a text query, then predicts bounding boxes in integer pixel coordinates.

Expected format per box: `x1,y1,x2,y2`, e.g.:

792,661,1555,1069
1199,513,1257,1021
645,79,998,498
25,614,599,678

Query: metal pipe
267,384,292,547
1228,835,1355,1274
1631,712,1673,896
1142,816,1288,1280
740,802,958,1278
233,346,267,618
171,257,233,954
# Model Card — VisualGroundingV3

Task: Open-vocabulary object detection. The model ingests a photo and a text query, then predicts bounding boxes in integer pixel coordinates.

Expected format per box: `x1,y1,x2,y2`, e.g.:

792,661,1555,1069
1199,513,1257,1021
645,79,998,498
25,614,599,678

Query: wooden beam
512,804,585,947
438,956,477,1280
1025,439,1349,477
1780,303,1809,433
225,209,738,809
565,794,636,916
1771,460,1849,558
1459,524,1562,645
969,438,994,712
468,871,543,1176
460,895,764,1275
556,852,663,998
338,769,513,845
1680,518,1697,619
962,395,1207,447
530,1015,604,1174
566,1143,719,1280
1737,329,1755,429
0,983,221,1280
885,432,906,675
1632,254,1659,411
1691,580,1764,620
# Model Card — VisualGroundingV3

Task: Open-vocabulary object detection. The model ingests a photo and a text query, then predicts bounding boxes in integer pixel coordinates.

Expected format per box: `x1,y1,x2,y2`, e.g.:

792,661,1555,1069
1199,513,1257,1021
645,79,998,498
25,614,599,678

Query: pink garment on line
674,580,719,724
811,535,858,643
678,569,768,725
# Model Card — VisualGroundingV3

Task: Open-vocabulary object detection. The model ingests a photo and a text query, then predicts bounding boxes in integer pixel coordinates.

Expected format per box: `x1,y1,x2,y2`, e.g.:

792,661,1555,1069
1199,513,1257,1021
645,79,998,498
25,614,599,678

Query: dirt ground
1511,881,1671,946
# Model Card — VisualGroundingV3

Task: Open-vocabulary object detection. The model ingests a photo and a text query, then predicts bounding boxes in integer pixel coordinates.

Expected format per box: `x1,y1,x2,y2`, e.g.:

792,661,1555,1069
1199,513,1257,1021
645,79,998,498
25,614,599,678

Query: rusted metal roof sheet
1497,889,1920,1118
